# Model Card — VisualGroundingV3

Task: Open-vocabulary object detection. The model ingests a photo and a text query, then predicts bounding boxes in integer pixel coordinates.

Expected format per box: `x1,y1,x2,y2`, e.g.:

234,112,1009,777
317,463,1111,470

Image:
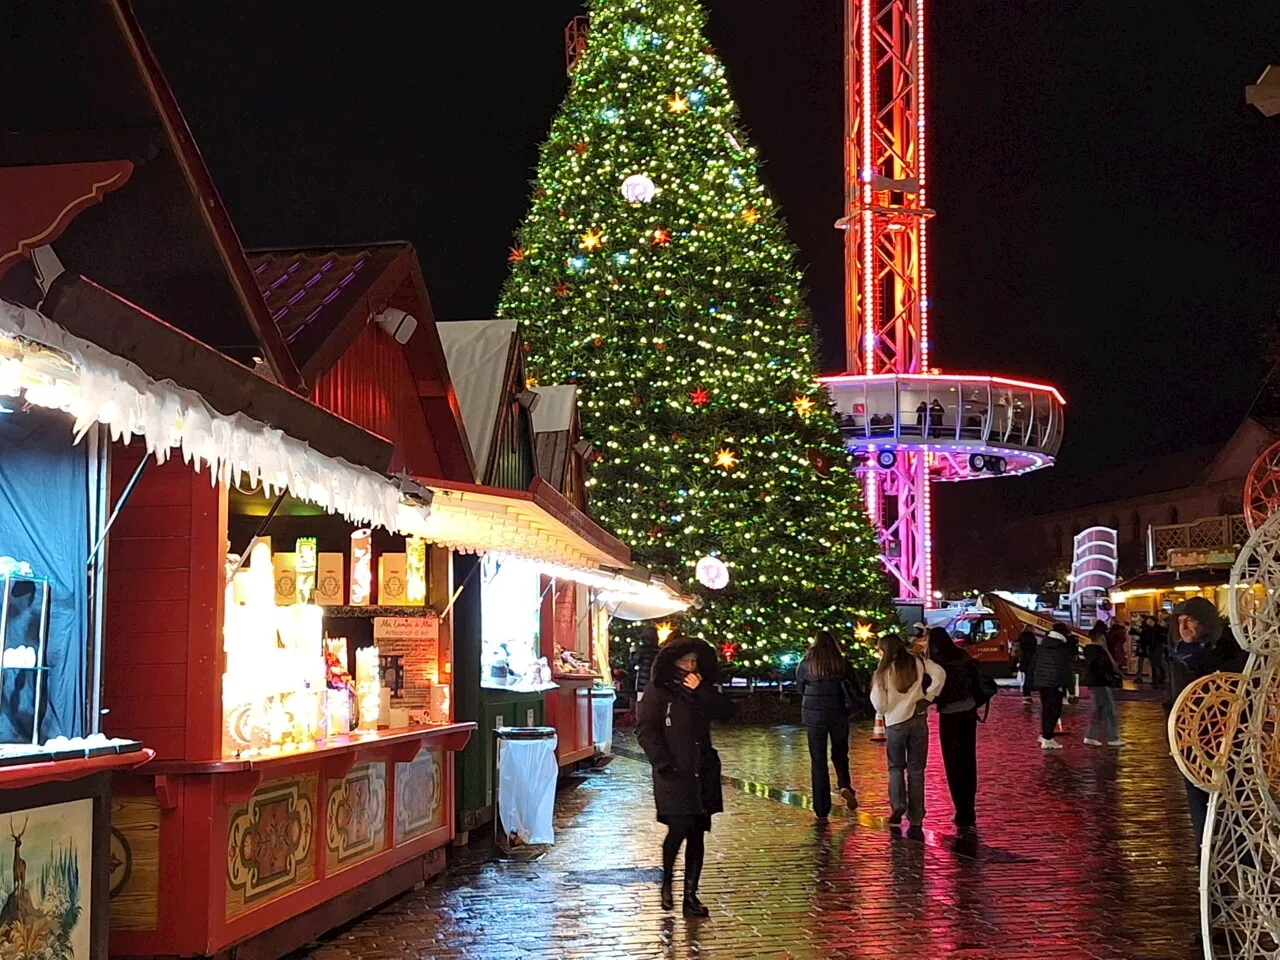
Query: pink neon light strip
817,372,1067,406
860,0,875,373
916,0,928,373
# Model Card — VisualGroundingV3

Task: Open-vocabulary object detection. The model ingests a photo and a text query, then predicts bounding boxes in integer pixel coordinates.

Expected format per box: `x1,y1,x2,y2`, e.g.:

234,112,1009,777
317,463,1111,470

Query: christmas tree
500,0,892,669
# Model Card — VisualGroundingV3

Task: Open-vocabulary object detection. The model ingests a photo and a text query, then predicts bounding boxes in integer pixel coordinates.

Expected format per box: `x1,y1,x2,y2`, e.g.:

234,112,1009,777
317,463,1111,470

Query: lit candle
295,537,317,604
355,645,381,732
350,529,372,606
406,537,427,605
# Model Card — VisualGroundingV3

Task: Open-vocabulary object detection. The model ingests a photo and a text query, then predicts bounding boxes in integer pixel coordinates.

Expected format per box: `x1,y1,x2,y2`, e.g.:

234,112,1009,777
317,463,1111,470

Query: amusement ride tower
819,0,1065,607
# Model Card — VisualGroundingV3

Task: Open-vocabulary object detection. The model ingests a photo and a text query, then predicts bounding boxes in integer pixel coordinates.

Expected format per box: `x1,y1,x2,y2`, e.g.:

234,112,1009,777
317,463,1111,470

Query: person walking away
630,627,660,703
635,638,736,916
795,631,858,820
1148,616,1168,686
1015,625,1038,705
1033,623,1075,749
927,628,981,828
869,633,946,828
1106,618,1129,676
1082,629,1125,746
1134,616,1157,682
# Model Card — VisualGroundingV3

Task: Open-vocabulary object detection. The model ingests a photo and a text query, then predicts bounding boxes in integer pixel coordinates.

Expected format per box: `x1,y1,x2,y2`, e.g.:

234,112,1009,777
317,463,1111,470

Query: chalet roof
1,0,300,389
436,320,519,475
248,246,393,371
530,385,578,493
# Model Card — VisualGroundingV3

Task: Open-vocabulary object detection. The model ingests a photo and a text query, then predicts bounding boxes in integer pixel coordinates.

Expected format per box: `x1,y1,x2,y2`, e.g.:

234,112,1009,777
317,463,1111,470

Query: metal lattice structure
1245,440,1280,533
834,0,1063,604
1168,508,1280,957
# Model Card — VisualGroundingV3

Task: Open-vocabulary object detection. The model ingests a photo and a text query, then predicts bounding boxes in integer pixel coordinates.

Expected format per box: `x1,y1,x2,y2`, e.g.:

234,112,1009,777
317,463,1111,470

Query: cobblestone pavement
298,692,1201,959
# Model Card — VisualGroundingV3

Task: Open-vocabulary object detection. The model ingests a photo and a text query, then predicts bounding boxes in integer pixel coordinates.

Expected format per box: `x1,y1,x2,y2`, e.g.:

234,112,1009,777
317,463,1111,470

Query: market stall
0,304,159,960
0,295,476,959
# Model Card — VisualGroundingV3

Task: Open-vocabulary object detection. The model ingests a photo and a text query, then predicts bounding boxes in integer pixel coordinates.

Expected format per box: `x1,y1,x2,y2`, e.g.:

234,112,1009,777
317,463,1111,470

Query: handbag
839,676,857,716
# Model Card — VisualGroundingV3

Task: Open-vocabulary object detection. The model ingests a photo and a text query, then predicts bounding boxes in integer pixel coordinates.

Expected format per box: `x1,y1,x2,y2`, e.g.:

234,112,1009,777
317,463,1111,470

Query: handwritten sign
373,616,440,720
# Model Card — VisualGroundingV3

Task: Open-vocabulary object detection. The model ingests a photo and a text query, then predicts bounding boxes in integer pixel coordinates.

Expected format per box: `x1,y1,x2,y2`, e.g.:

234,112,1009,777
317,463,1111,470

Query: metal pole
86,453,150,569
225,490,288,584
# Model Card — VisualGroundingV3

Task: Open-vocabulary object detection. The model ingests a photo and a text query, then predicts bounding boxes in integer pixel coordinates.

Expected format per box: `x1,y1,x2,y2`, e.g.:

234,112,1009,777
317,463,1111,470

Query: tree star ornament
741,207,760,225
579,229,604,251
794,395,816,417
667,93,690,114
854,622,876,642
689,386,710,406
714,448,738,470
620,173,657,203
651,227,672,245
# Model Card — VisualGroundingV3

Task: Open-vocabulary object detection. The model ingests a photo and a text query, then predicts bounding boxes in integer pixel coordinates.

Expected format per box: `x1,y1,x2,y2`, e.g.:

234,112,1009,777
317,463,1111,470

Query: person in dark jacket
1016,626,1038,704
927,628,981,828
629,627,660,701
635,638,736,916
1081,629,1125,746
1032,623,1075,748
795,631,858,820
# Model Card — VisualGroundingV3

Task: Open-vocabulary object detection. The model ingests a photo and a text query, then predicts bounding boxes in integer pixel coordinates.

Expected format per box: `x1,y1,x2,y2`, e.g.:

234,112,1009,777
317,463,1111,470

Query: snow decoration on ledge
0,299,428,536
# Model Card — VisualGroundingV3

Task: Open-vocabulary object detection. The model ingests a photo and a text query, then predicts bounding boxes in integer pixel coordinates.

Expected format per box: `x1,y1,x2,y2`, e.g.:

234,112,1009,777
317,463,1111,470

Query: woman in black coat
927,628,982,827
635,638,736,916
795,631,858,819
1032,623,1076,748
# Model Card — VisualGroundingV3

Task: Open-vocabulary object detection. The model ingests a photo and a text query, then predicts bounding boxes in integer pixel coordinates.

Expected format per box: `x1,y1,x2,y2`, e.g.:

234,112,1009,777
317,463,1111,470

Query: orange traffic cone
870,713,887,743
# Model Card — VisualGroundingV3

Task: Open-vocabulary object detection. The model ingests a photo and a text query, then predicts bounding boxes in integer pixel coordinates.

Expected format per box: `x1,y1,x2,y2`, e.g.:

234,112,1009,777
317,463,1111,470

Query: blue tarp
0,407,87,741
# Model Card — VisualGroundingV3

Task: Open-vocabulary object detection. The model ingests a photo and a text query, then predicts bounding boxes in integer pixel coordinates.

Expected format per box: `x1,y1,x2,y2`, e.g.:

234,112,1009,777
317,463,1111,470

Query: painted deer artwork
9,815,27,892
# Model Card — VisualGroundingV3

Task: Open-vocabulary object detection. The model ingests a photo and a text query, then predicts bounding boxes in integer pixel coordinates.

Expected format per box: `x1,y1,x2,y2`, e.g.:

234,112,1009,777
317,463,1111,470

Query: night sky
136,0,1280,492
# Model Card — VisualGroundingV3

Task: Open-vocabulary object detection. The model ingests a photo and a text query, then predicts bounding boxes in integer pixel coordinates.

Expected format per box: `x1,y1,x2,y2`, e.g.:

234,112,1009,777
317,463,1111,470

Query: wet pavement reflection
296,692,1200,959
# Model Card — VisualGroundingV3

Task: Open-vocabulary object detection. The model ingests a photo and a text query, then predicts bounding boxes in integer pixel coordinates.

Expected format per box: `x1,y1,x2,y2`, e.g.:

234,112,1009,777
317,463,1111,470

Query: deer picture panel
0,798,93,960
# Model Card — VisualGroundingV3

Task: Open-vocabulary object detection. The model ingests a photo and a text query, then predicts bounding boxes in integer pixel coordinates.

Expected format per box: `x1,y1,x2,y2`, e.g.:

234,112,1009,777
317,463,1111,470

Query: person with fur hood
635,638,736,917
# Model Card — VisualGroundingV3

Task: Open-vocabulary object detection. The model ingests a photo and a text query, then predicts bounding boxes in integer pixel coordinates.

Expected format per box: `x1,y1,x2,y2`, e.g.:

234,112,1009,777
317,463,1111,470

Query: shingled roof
247,244,405,379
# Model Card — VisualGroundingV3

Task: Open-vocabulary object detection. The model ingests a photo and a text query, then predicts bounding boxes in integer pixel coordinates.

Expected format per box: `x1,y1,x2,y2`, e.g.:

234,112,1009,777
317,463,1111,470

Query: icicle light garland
0,299,425,534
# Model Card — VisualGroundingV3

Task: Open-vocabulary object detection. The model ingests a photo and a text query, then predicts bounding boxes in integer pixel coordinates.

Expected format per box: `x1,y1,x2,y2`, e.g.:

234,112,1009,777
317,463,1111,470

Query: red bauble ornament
654,340,666,351
689,387,710,407
808,449,831,477
592,336,604,347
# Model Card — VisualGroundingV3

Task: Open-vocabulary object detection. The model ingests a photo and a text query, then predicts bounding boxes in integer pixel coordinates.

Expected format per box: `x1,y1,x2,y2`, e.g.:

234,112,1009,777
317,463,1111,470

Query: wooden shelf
319,605,437,619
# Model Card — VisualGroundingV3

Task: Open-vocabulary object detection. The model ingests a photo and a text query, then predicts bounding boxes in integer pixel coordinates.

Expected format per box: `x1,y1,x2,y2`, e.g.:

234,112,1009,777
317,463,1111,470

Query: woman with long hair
869,632,945,827
795,631,857,820
635,638,736,916
927,627,981,828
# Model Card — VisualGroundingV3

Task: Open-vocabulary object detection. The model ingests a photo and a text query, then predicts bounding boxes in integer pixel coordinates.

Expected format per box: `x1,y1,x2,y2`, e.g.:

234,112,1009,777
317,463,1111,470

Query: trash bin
591,688,616,755
493,726,558,853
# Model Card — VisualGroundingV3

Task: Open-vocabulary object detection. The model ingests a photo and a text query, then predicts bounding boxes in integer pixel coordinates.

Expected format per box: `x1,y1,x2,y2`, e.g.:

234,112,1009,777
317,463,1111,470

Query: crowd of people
629,596,1244,916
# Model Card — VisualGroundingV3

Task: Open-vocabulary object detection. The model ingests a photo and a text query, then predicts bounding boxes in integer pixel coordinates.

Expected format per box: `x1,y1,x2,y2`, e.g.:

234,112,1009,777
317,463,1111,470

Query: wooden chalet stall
437,322,696,833
1,6,483,956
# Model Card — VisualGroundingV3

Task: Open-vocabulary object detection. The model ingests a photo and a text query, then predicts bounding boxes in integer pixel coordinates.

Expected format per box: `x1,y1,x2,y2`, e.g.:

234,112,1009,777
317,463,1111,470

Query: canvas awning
0,295,432,536
416,476,628,572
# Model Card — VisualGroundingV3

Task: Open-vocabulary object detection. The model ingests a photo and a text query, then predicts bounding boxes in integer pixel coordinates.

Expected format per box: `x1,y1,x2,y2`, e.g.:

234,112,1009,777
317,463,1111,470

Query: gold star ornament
667,94,690,114
714,448,739,471
579,229,604,251
854,622,876,642
794,395,816,416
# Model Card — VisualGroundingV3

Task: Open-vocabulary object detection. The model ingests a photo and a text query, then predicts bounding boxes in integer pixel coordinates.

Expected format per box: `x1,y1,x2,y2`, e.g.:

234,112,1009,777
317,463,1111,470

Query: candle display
295,537,317,604
406,536,427,605
355,645,382,732
350,529,372,606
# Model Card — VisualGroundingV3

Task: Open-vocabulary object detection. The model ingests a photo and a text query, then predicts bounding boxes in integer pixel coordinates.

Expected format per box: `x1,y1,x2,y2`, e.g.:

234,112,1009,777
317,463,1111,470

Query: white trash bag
497,733,558,845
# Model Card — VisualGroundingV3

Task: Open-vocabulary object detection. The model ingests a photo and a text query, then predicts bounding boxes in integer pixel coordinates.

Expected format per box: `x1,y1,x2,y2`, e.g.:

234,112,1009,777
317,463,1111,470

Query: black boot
682,886,709,917
660,878,674,911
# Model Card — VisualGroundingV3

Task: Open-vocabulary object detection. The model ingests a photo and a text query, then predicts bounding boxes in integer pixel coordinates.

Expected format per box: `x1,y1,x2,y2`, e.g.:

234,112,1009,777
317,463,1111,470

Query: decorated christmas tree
500,0,892,669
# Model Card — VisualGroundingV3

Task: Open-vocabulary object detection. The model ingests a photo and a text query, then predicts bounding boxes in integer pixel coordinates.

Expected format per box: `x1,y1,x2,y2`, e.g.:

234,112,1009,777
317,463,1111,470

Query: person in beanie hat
1031,623,1075,748
635,638,735,916
1168,596,1225,847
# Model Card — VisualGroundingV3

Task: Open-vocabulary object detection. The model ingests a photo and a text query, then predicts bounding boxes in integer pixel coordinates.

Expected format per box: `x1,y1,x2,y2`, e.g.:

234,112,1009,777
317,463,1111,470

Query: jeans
805,723,852,818
1086,686,1118,741
1134,653,1148,680
1150,648,1167,686
1039,687,1064,739
938,709,978,825
886,713,929,823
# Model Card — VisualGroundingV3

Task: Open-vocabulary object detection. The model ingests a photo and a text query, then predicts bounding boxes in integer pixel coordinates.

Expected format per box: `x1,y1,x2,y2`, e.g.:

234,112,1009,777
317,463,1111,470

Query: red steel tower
820,0,1065,607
